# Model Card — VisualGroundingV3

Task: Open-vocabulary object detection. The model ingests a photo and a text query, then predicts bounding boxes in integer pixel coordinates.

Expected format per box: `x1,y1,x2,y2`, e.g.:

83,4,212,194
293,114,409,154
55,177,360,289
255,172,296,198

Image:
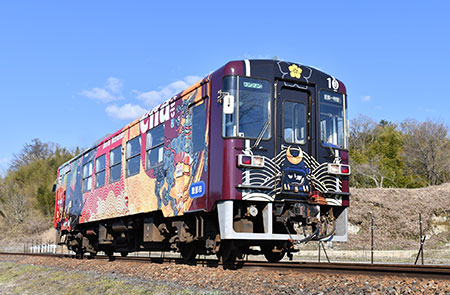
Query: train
53,59,350,265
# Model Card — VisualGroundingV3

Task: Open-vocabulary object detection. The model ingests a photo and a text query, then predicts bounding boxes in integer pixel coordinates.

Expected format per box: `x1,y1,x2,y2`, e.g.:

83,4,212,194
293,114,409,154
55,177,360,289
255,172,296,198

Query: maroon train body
54,59,350,264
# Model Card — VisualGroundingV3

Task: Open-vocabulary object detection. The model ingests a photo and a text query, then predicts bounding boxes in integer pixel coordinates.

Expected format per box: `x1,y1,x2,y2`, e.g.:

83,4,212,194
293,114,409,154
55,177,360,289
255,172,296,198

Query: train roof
218,59,346,93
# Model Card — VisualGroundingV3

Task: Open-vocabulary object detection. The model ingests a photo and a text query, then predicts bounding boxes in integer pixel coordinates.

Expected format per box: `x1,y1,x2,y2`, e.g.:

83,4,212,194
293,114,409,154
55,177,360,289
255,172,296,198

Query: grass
0,262,219,295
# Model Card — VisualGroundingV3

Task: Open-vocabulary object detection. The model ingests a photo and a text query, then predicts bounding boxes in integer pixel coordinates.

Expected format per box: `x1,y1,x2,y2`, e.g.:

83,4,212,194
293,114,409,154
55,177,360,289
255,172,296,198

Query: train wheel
180,242,197,264
261,246,285,263
87,252,97,259
75,251,84,259
105,250,115,261
120,252,128,257
220,240,241,269
74,247,84,259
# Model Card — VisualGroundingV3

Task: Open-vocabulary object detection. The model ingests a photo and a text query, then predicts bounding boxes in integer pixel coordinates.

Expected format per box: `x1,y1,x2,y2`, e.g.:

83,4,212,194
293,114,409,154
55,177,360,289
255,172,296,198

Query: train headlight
238,154,265,168
328,164,340,174
327,163,351,175
253,156,264,167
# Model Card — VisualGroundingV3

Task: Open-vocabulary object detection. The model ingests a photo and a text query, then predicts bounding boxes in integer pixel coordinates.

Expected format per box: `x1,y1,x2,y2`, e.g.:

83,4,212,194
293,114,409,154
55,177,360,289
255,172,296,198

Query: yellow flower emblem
288,64,302,79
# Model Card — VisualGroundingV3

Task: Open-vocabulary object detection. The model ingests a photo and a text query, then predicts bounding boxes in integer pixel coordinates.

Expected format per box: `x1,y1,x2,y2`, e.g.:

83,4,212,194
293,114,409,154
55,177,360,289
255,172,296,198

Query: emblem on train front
282,146,310,193
288,64,302,79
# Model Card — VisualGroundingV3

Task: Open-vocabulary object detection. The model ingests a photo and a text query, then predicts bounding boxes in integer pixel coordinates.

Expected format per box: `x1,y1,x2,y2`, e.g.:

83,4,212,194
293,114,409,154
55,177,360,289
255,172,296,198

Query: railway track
1,251,449,279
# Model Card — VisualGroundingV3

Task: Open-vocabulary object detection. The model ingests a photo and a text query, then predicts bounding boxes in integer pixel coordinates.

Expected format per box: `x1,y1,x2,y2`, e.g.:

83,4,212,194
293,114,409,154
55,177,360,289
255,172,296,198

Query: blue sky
1,1,449,173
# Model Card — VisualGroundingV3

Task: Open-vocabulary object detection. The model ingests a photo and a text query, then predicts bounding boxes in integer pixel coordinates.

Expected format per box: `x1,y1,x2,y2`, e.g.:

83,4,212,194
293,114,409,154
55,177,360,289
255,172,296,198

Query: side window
283,101,306,145
192,102,206,154
126,136,141,177
82,161,93,193
146,124,164,169
110,146,122,183
95,154,106,188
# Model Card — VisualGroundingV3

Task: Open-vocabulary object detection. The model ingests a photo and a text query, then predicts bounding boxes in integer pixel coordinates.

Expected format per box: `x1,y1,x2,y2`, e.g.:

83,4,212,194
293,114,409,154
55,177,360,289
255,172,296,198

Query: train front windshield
320,91,347,149
223,76,271,139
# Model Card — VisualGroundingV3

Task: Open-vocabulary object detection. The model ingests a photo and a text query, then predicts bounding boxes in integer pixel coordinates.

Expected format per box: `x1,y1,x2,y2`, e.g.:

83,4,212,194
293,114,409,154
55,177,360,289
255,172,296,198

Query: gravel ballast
0,255,449,294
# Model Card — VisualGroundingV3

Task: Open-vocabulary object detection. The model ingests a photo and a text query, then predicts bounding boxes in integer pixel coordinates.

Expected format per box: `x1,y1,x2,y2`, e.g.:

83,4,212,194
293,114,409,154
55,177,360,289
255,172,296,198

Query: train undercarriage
57,200,343,267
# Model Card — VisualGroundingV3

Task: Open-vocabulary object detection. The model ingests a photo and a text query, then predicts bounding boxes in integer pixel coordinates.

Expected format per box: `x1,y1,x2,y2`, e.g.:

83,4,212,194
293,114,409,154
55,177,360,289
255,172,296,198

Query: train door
187,95,209,211
64,158,83,229
54,165,69,228
275,84,313,197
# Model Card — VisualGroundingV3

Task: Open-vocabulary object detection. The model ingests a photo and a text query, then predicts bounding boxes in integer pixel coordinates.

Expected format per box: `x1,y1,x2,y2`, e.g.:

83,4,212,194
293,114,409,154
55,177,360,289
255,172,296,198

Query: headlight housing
327,163,351,175
237,154,265,168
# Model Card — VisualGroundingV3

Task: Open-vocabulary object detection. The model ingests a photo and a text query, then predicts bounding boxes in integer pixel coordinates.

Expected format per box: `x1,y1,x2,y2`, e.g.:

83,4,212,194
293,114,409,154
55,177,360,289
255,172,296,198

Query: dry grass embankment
347,183,450,250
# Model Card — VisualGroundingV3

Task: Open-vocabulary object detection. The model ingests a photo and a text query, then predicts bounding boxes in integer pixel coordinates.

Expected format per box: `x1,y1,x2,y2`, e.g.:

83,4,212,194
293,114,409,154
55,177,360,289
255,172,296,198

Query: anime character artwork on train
54,59,350,266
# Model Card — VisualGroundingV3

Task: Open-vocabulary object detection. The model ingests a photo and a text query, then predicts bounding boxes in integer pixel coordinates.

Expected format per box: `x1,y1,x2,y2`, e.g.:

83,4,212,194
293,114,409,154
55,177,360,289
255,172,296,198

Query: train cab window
82,160,93,193
238,78,271,139
222,76,271,139
192,102,206,154
146,124,164,169
283,101,306,144
109,146,122,183
126,136,141,177
320,91,347,149
95,154,106,188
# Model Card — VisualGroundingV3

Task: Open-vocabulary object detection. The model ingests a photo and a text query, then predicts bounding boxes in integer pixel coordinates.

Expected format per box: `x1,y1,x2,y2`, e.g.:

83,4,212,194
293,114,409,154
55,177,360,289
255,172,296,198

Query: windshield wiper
251,121,270,150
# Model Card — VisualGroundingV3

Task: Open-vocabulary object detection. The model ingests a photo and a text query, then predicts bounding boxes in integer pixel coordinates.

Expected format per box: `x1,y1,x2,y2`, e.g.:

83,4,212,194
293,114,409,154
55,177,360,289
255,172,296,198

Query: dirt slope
346,183,450,250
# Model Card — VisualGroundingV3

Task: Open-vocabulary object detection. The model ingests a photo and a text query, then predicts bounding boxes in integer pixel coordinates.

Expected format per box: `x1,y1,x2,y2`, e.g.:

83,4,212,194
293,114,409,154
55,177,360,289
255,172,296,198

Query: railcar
53,59,350,264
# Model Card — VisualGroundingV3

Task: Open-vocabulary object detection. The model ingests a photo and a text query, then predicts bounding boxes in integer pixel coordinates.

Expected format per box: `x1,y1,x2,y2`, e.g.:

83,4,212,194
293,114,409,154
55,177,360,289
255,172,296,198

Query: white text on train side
139,102,176,134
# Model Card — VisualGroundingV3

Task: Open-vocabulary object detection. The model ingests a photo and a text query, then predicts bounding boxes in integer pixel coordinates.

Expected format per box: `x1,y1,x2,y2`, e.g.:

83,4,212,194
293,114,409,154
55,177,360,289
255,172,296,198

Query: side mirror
52,183,57,192
223,94,235,114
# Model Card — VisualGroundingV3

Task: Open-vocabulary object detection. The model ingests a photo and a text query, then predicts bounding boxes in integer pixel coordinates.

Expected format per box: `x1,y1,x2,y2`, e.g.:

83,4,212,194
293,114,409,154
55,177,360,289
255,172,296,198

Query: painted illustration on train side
54,83,210,229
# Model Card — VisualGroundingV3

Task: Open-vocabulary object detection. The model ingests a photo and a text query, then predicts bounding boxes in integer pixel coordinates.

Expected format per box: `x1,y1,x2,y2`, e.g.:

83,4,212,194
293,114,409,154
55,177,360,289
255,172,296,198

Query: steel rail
240,260,450,279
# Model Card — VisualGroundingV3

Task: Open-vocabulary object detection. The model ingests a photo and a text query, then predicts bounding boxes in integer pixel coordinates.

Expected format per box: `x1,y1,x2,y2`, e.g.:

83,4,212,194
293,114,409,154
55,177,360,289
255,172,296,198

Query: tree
351,155,388,188
36,184,55,217
0,178,28,224
401,119,450,185
1,139,76,220
349,115,377,153
349,116,406,188
10,138,54,171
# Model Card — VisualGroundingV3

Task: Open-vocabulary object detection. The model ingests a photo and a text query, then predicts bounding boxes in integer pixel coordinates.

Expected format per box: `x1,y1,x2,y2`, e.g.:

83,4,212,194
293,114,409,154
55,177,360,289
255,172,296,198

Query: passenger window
95,154,106,188
146,124,164,169
82,161,93,193
192,102,206,154
110,146,122,183
283,101,306,144
126,136,141,177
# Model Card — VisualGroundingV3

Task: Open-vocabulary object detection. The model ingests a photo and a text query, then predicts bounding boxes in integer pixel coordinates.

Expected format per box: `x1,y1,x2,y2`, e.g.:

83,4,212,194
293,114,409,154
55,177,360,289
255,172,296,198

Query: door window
146,124,164,169
192,102,206,154
283,101,306,144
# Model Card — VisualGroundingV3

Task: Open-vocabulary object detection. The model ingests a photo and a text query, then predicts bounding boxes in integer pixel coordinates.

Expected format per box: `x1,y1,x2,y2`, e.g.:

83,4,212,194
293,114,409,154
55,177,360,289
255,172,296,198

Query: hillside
346,183,450,250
